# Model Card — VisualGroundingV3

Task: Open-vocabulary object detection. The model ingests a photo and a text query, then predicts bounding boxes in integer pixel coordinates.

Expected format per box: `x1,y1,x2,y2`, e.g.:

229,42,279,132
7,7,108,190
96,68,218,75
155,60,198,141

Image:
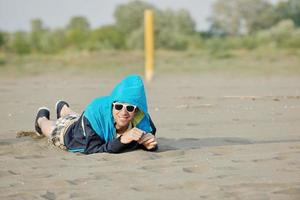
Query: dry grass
0,48,299,77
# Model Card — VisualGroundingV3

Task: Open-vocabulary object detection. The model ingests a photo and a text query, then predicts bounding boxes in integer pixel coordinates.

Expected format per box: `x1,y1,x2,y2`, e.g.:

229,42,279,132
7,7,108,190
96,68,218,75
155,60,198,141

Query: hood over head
84,74,152,142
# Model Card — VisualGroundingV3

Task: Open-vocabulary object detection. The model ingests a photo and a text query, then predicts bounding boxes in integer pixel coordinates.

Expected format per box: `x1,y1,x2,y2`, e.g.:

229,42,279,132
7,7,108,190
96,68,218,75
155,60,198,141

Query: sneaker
55,100,69,119
34,107,50,136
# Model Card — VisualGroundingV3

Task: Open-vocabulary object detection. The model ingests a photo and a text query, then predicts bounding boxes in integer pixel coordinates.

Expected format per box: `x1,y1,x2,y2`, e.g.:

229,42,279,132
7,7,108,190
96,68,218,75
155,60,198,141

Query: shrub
11,32,31,55
88,26,125,50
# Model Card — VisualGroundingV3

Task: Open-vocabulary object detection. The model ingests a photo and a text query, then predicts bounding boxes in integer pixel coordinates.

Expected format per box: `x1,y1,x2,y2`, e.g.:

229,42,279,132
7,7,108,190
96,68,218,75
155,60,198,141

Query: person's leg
37,117,56,138
60,105,78,118
55,100,78,119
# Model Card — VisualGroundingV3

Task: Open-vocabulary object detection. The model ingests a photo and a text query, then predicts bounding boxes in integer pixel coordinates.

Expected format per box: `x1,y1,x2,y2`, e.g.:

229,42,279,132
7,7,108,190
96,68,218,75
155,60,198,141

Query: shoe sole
35,107,50,136
55,100,69,119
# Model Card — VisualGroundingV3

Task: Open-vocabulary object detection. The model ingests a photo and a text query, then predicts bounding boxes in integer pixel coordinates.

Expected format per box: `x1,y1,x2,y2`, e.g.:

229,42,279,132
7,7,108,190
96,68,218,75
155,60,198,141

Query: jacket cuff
109,137,130,153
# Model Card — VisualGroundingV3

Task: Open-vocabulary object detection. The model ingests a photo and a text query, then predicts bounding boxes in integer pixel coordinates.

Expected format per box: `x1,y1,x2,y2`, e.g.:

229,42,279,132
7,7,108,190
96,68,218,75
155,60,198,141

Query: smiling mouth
119,116,129,120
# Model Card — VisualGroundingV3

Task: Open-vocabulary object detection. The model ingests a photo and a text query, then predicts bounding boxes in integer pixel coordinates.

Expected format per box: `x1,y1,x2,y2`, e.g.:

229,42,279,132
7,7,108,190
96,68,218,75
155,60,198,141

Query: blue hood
83,75,152,142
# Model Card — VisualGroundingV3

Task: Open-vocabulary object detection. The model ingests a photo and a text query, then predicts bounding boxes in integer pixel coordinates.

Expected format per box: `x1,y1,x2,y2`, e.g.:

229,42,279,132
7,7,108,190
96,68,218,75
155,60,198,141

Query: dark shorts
49,114,80,150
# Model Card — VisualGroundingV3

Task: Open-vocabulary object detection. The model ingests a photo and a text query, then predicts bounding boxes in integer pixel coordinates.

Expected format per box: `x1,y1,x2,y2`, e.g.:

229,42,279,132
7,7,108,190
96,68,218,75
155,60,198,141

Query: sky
0,0,280,32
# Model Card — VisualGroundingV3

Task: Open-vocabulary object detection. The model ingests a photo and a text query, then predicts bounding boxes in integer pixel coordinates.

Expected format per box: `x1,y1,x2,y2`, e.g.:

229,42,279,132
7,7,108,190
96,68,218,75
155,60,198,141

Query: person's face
112,102,137,129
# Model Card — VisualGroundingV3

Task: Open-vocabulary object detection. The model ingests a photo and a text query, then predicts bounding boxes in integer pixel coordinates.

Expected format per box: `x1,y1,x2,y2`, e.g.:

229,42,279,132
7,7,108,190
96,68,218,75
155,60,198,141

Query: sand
0,73,300,199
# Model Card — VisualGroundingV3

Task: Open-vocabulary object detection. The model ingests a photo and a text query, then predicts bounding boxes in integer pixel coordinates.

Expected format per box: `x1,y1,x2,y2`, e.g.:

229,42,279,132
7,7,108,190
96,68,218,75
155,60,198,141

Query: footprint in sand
65,178,89,186
69,192,86,198
207,175,228,180
160,150,185,157
231,159,245,163
140,164,173,173
182,165,208,173
8,170,20,175
40,191,56,200
273,155,287,160
0,170,20,177
65,180,79,186
273,187,300,196
214,166,237,171
14,155,45,159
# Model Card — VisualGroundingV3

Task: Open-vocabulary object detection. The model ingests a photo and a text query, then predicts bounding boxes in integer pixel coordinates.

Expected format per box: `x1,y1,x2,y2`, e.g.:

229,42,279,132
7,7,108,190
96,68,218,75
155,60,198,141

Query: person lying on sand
34,74,157,154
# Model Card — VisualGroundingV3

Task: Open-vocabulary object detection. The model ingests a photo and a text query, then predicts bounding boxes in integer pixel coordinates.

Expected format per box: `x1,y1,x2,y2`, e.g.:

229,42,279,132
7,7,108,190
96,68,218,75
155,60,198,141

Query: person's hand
120,127,145,144
138,133,157,150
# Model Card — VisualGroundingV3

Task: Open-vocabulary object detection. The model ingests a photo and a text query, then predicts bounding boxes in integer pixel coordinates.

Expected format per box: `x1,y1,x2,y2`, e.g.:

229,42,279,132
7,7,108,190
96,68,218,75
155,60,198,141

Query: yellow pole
144,9,154,82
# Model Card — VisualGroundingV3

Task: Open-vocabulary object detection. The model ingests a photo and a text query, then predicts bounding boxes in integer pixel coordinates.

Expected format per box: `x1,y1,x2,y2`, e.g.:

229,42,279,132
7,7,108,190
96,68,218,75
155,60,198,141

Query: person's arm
83,116,157,154
139,116,158,151
84,134,130,154
82,116,131,154
84,127,145,154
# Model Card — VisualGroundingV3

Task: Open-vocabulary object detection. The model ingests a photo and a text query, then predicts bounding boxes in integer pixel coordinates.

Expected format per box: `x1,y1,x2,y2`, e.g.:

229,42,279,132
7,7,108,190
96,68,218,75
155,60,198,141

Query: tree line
0,0,299,55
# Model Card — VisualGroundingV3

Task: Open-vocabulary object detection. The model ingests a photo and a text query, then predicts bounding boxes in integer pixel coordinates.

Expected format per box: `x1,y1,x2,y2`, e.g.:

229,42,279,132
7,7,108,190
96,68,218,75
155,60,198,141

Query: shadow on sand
156,137,300,152
3,131,299,154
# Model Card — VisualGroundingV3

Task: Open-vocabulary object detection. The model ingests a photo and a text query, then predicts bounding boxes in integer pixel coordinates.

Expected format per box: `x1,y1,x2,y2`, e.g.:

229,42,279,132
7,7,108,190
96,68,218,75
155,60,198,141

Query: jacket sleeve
84,133,130,154
82,116,130,154
83,115,157,154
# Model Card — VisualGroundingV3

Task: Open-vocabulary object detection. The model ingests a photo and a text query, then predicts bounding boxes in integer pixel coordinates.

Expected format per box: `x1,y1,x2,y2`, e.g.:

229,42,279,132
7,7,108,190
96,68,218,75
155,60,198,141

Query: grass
0,48,299,78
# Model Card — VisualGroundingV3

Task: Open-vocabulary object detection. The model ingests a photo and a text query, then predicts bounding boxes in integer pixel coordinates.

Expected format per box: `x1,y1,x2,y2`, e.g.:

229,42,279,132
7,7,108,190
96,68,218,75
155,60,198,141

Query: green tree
67,16,90,31
276,0,300,27
114,0,155,36
126,27,144,49
125,8,196,50
39,29,67,54
175,9,196,35
209,0,277,36
30,18,47,52
114,0,196,50
269,20,300,48
31,19,44,32
0,31,5,48
65,16,90,49
240,0,277,33
246,19,300,49
11,32,31,54
156,9,196,35
87,25,125,50
155,9,196,50
208,0,242,36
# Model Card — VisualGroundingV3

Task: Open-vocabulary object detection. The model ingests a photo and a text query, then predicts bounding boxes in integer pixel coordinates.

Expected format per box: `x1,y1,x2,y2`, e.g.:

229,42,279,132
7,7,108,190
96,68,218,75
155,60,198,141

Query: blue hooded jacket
83,75,153,142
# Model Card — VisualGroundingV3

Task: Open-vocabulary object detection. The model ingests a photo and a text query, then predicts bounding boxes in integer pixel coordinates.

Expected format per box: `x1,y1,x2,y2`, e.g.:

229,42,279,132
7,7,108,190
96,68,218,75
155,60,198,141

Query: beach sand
0,73,300,199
